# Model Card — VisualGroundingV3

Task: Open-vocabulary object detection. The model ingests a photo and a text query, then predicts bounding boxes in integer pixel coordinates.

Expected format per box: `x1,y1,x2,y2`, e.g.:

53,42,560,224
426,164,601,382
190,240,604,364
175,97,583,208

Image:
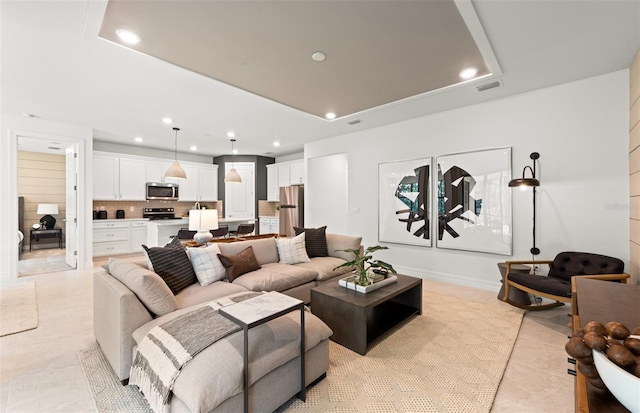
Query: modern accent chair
228,223,255,238
503,251,629,311
177,228,197,240
210,225,228,238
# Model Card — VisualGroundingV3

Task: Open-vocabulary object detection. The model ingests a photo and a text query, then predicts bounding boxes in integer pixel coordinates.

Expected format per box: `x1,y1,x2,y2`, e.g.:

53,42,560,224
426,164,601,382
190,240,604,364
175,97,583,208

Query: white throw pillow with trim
276,232,311,265
187,243,227,286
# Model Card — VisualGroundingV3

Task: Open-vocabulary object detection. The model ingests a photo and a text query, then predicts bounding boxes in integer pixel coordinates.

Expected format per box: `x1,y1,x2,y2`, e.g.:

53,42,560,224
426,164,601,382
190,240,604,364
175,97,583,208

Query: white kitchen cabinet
259,217,280,235
146,161,165,183
93,154,146,201
129,221,148,253
278,164,290,187
118,158,146,200
176,163,199,201
259,218,270,235
266,164,279,201
289,161,304,185
198,165,218,202
93,154,119,200
92,221,131,257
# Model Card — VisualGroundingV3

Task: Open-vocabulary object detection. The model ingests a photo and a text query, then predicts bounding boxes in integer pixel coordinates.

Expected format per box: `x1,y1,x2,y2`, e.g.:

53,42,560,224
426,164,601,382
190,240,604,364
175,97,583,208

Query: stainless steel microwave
146,182,179,200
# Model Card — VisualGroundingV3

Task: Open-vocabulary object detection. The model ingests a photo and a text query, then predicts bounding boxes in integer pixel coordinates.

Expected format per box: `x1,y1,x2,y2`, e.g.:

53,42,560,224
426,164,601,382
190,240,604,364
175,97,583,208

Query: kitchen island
146,217,255,247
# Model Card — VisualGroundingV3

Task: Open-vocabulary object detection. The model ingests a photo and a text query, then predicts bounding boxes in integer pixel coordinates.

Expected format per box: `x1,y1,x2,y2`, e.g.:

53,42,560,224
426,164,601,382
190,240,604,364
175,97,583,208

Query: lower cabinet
259,217,280,235
93,220,148,257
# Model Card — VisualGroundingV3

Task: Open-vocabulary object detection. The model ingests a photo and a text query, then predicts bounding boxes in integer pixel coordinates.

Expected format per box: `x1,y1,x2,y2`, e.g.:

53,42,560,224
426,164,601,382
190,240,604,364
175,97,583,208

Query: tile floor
0,264,574,413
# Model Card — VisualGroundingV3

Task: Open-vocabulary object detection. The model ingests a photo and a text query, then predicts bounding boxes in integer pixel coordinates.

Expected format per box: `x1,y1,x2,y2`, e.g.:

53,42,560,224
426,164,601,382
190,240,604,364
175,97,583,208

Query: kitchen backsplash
92,200,222,219
258,200,279,217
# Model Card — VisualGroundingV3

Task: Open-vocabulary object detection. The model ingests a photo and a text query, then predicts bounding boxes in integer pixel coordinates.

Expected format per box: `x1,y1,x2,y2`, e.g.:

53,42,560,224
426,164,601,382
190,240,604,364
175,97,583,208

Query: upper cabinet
93,153,146,200
289,160,304,185
273,159,304,189
93,152,218,202
266,164,279,201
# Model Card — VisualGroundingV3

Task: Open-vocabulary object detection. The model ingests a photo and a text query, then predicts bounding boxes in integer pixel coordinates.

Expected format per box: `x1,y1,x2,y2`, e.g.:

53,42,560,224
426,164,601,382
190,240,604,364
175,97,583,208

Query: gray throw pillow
108,258,176,316
142,245,197,294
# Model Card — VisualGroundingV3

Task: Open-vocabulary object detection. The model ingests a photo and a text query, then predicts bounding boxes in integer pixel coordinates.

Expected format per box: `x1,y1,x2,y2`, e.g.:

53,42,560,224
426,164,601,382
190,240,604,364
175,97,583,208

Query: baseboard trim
394,265,501,292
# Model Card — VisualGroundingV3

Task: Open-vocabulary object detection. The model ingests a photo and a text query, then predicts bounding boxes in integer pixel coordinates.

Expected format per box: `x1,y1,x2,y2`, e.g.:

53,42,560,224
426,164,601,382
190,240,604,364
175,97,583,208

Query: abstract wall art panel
378,157,432,247
436,147,512,255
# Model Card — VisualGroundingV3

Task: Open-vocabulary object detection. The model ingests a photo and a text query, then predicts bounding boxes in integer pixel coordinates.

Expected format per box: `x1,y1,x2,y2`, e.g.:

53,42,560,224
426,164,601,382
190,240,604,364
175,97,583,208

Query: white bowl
592,340,640,413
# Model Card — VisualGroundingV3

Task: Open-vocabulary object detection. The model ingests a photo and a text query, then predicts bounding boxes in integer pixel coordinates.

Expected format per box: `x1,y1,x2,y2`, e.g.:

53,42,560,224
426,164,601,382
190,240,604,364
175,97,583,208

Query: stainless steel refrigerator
279,185,304,237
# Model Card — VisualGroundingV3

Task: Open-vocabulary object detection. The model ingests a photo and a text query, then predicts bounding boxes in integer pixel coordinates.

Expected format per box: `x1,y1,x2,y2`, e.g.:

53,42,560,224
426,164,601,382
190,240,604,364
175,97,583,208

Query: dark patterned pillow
164,236,184,250
294,226,328,258
217,246,261,282
142,245,197,294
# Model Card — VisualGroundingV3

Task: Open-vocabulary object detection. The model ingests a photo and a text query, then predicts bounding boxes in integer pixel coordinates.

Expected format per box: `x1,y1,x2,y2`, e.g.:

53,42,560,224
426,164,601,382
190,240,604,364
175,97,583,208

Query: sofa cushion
218,246,262,282
230,263,318,292
165,235,185,250
108,258,176,316
174,281,248,309
276,232,310,265
326,233,363,261
187,243,226,286
294,226,328,258
218,237,279,265
132,296,332,413
142,245,198,295
294,256,354,281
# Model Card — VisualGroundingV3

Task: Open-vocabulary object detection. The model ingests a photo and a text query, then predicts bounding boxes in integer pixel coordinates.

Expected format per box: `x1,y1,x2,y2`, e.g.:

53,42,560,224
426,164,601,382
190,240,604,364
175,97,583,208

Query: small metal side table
30,228,62,252
219,292,306,413
497,262,532,305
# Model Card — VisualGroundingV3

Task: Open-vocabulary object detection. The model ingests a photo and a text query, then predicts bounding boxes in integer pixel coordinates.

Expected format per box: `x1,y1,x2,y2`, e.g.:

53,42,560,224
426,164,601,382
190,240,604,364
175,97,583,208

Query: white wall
304,70,630,291
1,114,93,286
307,153,349,231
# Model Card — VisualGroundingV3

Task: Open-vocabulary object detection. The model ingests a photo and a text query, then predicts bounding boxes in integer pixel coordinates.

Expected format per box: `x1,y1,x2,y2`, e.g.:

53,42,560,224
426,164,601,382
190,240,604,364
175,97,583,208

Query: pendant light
164,127,187,179
224,138,242,183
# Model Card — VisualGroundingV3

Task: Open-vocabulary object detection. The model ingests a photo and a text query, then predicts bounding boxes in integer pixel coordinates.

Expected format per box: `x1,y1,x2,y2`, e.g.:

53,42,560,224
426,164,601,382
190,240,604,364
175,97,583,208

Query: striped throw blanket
129,292,262,413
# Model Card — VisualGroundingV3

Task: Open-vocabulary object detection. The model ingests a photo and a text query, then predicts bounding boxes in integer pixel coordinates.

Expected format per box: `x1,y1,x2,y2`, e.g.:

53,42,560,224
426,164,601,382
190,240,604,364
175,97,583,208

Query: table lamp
189,209,218,244
37,203,59,229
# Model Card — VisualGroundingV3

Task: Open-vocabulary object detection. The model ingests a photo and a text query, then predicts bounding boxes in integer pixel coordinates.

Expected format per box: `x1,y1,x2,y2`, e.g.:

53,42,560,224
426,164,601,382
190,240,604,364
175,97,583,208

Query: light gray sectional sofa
93,232,362,413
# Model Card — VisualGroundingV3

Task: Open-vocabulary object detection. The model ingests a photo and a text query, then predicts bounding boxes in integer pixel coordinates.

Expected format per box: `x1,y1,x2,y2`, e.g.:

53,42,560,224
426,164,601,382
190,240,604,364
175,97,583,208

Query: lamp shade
224,168,242,183
165,161,187,179
189,209,218,244
189,209,218,231
37,204,59,214
508,177,540,187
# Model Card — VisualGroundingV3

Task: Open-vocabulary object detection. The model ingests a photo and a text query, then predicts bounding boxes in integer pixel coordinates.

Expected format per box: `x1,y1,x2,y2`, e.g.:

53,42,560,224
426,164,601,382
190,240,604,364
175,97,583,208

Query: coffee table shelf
311,273,422,355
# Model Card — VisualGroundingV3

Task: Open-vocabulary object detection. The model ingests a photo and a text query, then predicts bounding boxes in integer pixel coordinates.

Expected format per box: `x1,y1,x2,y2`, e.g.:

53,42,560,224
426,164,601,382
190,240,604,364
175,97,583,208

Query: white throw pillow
187,243,227,286
276,232,311,265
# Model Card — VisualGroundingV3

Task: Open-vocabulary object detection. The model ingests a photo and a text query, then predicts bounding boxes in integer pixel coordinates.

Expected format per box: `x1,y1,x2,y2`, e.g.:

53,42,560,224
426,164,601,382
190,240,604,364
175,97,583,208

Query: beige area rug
18,250,74,277
79,290,524,413
0,281,39,336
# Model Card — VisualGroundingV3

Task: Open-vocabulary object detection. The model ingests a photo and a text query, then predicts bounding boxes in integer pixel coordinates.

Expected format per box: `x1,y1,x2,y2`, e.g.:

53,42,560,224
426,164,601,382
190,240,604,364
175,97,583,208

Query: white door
65,144,78,268
225,162,255,219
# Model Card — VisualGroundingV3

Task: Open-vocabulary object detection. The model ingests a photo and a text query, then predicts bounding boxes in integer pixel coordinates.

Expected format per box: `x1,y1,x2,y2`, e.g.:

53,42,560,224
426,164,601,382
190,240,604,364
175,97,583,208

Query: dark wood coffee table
311,273,422,355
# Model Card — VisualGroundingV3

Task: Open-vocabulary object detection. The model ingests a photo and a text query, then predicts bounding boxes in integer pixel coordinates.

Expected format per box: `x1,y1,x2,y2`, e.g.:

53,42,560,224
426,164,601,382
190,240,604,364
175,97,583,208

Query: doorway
16,137,79,277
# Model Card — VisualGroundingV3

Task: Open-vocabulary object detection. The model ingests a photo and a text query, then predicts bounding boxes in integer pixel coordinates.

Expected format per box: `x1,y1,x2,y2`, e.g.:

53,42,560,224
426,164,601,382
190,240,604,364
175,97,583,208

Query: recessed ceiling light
227,131,235,138
325,112,336,120
459,67,478,80
312,51,327,62
273,141,281,147
232,148,239,155
162,118,172,124
134,137,143,143
115,29,141,45
190,145,197,151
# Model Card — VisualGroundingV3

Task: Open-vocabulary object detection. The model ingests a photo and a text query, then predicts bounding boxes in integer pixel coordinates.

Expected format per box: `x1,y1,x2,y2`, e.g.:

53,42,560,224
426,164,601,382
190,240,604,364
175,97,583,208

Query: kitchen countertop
93,218,149,222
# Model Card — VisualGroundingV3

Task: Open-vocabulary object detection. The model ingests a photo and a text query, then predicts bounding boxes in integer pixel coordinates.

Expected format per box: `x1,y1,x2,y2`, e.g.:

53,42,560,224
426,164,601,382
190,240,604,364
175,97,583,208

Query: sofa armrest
93,270,153,381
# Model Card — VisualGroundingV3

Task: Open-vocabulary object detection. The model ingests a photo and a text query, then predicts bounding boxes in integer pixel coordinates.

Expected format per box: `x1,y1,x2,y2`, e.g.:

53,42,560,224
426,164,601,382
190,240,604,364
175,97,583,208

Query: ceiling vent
347,119,361,125
476,80,502,92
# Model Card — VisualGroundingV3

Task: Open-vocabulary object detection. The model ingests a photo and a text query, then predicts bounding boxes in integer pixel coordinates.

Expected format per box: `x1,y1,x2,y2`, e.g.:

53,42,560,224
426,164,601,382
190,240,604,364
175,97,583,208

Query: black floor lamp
509,152,540,255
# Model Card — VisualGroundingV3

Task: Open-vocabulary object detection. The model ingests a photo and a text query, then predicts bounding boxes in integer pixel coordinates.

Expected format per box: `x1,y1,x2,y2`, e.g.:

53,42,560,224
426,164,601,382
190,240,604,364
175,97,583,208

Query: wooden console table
572,278,639,413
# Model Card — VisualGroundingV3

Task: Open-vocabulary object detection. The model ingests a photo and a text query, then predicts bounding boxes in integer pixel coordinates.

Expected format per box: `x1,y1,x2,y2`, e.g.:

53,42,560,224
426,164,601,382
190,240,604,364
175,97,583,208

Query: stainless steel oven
146,182,179,200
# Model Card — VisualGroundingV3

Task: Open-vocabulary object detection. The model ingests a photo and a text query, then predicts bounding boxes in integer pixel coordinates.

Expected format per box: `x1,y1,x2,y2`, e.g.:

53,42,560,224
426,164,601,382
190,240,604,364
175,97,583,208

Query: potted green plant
335,245,397,287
